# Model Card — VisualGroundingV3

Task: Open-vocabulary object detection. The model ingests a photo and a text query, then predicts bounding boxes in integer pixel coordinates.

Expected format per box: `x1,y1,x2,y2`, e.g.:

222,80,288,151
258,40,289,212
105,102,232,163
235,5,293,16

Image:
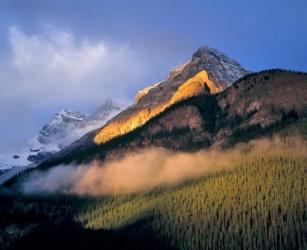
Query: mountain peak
186,45,250,88
93,45,249,144
38,110,86,145
36,100,124,150
134,45,248,104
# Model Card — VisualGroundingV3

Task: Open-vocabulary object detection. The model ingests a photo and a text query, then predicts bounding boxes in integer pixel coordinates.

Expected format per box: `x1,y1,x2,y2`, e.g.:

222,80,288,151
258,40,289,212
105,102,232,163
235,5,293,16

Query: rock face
94,70,221,144
133,46,248,108
169,70,220,102
190,46,250,88
135,46,249,107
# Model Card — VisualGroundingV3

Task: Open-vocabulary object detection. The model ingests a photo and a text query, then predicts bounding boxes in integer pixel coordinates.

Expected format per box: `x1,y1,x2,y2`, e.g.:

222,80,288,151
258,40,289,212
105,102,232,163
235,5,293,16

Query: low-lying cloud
21,136,307,196
22,147,237,195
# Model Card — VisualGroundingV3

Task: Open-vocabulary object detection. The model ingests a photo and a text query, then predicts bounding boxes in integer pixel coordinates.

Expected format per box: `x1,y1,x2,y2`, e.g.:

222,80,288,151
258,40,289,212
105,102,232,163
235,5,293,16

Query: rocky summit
94,46,249,144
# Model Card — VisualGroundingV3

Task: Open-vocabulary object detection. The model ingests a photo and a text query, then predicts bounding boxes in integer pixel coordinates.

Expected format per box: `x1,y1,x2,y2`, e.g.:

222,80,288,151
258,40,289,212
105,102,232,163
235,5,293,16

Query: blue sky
0,0,306,148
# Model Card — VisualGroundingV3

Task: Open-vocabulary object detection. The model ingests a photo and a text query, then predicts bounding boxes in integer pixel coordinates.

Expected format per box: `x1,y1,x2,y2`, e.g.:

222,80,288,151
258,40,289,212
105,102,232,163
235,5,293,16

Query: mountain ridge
31,69,307,171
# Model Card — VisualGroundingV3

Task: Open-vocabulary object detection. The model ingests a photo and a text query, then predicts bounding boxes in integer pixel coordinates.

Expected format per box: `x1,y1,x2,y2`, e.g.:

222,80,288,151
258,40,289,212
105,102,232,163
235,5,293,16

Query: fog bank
22,147,238,195
22,136,307,196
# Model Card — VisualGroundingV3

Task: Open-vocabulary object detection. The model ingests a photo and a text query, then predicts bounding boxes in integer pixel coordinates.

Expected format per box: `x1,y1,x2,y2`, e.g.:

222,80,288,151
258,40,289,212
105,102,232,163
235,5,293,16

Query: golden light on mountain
170,70,220,104
94,70,220,144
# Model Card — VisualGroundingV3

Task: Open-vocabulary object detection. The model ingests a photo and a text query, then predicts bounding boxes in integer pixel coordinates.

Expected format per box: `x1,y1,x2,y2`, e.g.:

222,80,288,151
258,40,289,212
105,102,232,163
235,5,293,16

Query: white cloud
10,26,106,79
0,25,149,147
5,25,146,104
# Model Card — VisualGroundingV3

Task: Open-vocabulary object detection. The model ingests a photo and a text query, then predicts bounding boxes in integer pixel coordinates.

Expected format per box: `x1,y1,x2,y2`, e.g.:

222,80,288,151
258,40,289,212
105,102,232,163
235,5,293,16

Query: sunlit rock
94,70,221,144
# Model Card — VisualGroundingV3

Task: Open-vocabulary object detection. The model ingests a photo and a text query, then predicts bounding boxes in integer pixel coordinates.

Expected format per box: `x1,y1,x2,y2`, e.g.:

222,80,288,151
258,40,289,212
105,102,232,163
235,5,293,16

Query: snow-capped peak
33,100,124,156
0,100,125,170
38,110,86,145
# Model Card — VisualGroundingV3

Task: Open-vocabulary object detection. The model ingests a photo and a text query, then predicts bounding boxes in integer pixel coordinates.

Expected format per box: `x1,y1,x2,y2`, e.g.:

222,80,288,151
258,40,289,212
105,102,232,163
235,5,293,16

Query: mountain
27,46,250,167
35,110,86,147
4,46,307,181
28,100,124,163
0,100,124,170
38,69,306,168
95,46,249,144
